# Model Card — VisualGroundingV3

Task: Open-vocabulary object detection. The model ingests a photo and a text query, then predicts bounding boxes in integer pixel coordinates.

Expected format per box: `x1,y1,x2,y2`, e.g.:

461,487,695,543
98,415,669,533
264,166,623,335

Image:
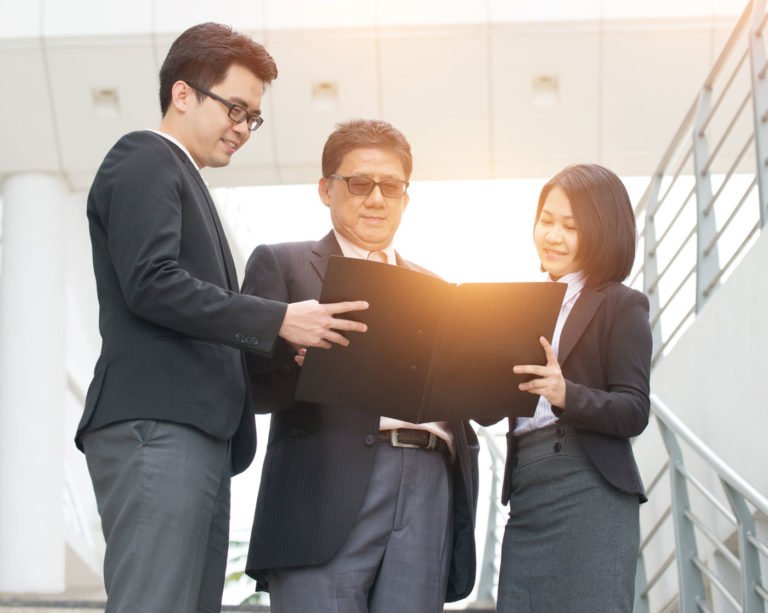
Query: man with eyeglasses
241,119,479,613
77,23,368,613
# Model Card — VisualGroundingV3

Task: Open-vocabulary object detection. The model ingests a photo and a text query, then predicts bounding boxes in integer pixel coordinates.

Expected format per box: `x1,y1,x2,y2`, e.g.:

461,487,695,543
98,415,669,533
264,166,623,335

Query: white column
0,173,67,592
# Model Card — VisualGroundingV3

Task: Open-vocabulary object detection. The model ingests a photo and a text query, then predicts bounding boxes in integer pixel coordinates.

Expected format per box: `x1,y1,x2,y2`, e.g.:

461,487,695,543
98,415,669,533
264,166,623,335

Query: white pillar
0,173,67,592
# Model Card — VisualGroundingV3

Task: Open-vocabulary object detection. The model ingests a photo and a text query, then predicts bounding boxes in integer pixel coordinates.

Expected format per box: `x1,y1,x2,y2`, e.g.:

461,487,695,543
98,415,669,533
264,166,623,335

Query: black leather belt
378,429,448,453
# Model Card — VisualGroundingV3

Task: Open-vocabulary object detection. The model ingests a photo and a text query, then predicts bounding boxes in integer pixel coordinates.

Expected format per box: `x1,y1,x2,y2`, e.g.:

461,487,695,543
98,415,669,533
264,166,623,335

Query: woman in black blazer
495,164,652,612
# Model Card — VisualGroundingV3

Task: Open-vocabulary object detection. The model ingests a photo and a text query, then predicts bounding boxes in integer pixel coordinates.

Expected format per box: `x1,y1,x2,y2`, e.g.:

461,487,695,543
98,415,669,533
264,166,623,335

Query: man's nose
364,184,386,205
232,120,250,139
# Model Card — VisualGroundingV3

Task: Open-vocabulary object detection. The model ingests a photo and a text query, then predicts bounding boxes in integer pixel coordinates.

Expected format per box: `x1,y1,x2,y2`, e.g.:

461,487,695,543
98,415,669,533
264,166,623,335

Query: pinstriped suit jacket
242,231,479,602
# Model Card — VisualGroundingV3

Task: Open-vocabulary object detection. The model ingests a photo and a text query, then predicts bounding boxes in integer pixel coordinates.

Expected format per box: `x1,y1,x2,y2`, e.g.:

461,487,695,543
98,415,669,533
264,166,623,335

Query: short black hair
322,119,413,179
159,22,278,115
537,163,637,286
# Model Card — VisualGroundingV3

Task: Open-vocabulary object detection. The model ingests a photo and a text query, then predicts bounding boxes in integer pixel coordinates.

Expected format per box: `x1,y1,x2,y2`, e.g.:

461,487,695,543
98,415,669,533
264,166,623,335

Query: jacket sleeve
556,288,652,438
241,243,299,373
92,133,287,353
241,244,303,412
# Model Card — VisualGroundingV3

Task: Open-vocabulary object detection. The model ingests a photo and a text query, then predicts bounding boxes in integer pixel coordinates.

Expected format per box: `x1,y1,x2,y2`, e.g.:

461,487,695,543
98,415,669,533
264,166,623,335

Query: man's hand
279,299,369,349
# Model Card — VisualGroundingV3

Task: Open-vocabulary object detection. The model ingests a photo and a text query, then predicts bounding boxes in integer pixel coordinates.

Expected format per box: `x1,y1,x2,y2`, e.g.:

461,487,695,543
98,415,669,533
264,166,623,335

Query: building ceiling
0,0,745,189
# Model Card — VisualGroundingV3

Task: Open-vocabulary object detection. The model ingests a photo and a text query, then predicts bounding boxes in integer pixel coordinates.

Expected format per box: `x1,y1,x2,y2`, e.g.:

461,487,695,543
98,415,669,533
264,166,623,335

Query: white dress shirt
514,270,586,435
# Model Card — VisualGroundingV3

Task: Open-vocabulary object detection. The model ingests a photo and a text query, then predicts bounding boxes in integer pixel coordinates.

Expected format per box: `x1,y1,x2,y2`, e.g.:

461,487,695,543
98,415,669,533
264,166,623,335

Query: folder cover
295,256,566,422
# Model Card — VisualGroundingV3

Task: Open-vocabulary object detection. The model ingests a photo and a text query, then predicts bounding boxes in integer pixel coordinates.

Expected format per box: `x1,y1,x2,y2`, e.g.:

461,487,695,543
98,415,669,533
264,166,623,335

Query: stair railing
631,0,768,365
634,394,768,612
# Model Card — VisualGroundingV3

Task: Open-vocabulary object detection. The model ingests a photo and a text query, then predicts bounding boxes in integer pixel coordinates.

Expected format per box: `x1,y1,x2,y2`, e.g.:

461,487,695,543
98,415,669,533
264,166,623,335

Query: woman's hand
514,336,566,408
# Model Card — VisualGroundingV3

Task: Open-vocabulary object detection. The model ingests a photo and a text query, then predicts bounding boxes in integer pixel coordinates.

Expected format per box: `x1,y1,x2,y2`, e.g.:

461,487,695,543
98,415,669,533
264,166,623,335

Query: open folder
295,256,566,423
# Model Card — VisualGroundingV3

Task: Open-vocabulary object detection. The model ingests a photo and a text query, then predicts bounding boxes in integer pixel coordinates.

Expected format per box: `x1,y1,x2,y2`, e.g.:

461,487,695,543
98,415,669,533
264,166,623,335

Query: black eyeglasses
186,82,264,131
330,174,409,198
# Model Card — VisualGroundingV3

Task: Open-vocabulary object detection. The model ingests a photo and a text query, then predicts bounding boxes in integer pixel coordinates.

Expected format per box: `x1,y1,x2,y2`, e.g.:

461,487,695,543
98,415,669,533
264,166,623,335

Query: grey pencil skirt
496,425,640,613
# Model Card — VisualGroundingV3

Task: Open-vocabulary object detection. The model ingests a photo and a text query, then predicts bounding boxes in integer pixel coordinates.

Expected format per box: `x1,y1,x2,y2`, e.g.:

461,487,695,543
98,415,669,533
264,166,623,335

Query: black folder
295,256,566,422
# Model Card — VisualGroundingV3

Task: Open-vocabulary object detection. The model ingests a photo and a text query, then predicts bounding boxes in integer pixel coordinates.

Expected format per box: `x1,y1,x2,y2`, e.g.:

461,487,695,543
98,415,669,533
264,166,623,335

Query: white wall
633,228,768,611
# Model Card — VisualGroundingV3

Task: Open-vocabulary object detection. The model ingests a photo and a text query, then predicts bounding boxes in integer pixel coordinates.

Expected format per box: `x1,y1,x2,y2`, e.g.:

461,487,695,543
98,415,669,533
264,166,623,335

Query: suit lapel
557,286,605,367
394,252,409,269
187,168,240,290
161,136,239,290
308,233,412,292
310,231,343,282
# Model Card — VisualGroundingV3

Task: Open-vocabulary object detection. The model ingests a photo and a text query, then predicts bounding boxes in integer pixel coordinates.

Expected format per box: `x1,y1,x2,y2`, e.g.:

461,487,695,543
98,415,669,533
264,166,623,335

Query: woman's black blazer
502,281,653,504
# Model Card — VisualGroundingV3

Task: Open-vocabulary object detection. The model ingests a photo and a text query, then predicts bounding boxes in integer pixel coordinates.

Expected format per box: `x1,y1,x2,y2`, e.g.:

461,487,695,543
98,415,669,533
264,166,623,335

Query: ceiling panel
490,0,601,23
0,0,41,38
600,26,714,174
602,0,719,19
0,39,59,173
265,29,380,181
490,24,600,178
153,0,265,34
44,37,158,181
265,0,375,29
377,0,488,26
712,0,749,18
42,0,153,37
379,27,490,180
0,12,750,189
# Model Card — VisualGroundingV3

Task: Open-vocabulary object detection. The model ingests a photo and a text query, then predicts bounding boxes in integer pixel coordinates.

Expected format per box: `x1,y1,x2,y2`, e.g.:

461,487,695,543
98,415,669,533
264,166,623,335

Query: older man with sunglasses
241,119,479,613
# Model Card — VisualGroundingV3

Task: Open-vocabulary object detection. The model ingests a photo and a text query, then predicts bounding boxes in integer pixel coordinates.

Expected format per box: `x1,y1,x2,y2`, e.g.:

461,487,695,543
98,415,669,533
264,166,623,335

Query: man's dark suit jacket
501,281,652,505
76,130,287,474
241,231,480,603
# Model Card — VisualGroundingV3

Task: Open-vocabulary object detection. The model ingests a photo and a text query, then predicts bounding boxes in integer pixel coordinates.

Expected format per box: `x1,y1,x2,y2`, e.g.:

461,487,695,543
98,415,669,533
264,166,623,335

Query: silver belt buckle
390,429,421,449
425,432,438,450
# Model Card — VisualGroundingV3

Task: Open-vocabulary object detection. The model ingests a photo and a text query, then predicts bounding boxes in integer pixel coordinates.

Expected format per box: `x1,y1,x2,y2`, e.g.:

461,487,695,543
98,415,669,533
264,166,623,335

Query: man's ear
318,177,332,207
170,80,195,113
402,191,410,211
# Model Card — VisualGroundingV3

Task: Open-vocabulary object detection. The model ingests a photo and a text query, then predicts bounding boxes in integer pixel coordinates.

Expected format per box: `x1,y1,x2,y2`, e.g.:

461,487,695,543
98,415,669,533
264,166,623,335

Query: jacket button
365,435,376,446
556,426,566,438
553,442,562,453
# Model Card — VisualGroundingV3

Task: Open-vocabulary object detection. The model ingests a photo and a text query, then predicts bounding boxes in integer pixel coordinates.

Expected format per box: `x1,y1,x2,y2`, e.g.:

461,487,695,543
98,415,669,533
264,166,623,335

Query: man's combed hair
322,119,413,179
159,22,278,115
537,163,637,287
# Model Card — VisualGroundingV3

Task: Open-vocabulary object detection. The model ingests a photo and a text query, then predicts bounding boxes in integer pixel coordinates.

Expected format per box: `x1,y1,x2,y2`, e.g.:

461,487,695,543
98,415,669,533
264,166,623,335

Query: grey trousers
82,420,232,613
267,442,454,613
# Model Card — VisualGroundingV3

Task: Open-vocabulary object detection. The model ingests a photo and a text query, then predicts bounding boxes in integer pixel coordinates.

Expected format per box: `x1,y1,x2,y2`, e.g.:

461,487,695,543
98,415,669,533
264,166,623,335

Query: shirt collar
148,129,202,173
547,270,586,306
333,229,397,264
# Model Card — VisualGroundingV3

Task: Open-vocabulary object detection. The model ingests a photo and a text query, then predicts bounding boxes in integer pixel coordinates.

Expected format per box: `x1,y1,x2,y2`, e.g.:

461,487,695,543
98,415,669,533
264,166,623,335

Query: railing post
475,429,506,607
748,0,768,228
691,87,721,311
722,482,765,612
643,173,664,353
656,417,708,612
475,455,500,606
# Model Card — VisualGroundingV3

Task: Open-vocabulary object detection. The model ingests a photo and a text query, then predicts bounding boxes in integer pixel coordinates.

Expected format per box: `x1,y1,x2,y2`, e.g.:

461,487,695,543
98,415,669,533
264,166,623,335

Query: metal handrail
633,0,766,363
635,394,768,611
651,395,768,515
473,427,508,606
